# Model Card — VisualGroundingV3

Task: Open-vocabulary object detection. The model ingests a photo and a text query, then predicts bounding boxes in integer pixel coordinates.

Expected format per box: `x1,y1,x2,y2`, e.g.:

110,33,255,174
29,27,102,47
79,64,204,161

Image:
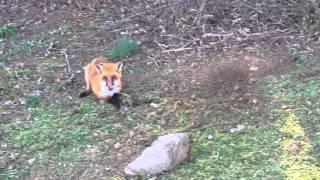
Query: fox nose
108,86,113,90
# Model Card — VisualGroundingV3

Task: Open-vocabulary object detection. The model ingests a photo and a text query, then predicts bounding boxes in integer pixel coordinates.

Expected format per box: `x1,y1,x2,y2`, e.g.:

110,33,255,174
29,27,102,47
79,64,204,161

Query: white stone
124,133,190,176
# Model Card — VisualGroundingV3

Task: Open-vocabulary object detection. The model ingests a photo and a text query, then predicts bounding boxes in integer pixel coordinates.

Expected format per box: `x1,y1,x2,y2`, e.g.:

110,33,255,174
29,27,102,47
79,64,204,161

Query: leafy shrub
107,37,140,60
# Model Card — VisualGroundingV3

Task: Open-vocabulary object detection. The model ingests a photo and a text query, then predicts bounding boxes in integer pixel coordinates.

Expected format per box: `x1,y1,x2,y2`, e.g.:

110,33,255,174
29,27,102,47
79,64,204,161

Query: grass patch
0,67,34,80
0,168,30,180
0,99,124,178
107,37,140,60
39,58,62,71
88,20,100,29
0,23,19,39
140,95,164,104
26,96,41,108
292,55,309,69
262,54,320,179
7,106,90,154
8,40,43,55
56,25,72,35
265,75,320,103
160,125,282,179
99,9,109,17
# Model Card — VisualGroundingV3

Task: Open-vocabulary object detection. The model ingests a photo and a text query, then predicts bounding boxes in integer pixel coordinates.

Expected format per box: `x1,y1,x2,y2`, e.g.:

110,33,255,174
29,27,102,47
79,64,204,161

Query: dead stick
193,0,207,25
61,49,72,74
161,47,192,53
148,56,159,69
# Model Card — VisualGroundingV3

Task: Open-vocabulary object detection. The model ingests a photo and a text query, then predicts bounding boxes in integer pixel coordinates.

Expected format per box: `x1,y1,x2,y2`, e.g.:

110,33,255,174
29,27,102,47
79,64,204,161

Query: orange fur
83,57,123,102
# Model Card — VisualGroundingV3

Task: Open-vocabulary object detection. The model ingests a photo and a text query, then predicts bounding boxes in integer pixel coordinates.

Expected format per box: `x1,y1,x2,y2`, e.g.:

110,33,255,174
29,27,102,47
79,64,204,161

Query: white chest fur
100,80,121,97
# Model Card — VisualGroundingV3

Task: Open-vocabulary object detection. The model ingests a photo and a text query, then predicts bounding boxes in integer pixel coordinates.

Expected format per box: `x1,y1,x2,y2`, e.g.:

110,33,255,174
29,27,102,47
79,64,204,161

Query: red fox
79,57,124,103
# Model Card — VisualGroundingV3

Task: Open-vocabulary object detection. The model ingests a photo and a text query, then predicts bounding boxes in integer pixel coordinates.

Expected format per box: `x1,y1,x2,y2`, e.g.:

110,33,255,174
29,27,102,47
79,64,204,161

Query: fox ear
95,64,103,74
116,62,124,72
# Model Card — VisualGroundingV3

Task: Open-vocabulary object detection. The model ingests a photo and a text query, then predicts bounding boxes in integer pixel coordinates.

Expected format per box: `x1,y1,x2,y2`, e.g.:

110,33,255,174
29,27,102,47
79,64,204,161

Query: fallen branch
148,56,159,69
203,33,234,38
61,48,72,74
119,2,180,23
154,40,167,51
193,0,207,25
161,47,192,53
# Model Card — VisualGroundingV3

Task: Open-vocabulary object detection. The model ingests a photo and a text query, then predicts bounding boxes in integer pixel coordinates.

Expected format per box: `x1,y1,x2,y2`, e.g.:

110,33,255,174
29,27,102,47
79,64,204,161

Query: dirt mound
201,54,291,97
164,53,291,100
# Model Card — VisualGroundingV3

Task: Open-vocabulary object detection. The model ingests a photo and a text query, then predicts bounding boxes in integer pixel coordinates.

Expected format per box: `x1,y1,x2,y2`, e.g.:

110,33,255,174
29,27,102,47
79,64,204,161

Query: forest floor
1,1,320,179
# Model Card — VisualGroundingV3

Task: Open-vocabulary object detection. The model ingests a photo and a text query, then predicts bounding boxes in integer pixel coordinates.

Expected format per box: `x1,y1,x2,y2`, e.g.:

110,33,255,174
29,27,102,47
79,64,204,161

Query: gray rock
124,133,191,176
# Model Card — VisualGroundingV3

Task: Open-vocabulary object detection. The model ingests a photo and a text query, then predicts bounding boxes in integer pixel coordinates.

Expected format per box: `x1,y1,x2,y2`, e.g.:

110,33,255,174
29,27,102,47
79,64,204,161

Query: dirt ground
1,1,320,179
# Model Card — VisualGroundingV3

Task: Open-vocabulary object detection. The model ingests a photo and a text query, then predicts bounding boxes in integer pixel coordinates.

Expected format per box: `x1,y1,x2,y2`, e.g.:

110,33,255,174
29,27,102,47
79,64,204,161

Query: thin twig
193,0,207,25
118,92,131,97
161,47,192,53
160,79,174,90
66,73,75,82
203,33,234,38
148,56,159,69
61,49,72,74
154,40,167,51
160,34,191,42
242,4,263,14
120,3,179,22
75,0,81,9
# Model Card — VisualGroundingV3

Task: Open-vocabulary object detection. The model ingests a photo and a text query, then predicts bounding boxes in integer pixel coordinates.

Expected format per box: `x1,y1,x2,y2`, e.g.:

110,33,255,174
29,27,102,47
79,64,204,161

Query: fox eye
103,76,108,81
111,76,117,82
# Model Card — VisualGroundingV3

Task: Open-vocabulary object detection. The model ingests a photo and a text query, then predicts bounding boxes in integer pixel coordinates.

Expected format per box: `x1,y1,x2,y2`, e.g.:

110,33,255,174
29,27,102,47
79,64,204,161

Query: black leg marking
108,93,121,109
79,90,91,98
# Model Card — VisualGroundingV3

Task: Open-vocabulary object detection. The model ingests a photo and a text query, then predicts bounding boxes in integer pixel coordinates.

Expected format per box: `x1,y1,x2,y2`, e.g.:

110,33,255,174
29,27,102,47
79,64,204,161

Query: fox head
95,61,123,96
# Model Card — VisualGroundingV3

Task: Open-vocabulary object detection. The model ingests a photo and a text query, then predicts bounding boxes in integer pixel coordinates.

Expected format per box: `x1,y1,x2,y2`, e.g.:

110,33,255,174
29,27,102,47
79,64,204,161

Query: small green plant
0,23,19,39
1,67,33,80
140,95,163,104
107,38,140,59
293,55,309,68
99,9,109,17
26,96,41,108
9,40,42,54
88,20,100,28
56,25,72,35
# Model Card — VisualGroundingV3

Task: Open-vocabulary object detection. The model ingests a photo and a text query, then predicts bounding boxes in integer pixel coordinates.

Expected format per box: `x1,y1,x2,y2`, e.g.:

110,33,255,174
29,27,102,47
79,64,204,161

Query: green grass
107,37,140,60
0,23,43,56
8,40,43,55
140,95,164,104
88,20,100,29
99,9,109,17
0,99,125,178
265,75,320,103
1,24,73,57
26,96,41,108
39,58,63,71
0,23,19,39
56,25,72,35
263,54,320,170
0,67,34,80
160,125,282,179
0,168,30,180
